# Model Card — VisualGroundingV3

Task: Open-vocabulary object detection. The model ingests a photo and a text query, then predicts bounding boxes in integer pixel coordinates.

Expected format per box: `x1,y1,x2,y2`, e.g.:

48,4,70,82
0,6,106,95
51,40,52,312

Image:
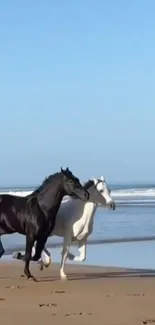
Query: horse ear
101,176,105,181
66,167,69,172
92,176,98,186
61,167,64,173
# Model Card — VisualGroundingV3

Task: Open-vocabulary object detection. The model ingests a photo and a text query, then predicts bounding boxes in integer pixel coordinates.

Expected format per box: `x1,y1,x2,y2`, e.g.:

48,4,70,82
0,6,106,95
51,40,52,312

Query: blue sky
0,0,155,186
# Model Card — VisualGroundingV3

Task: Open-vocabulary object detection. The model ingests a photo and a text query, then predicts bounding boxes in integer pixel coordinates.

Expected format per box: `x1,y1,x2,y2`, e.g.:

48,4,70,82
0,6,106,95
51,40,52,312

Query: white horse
13,177,115,280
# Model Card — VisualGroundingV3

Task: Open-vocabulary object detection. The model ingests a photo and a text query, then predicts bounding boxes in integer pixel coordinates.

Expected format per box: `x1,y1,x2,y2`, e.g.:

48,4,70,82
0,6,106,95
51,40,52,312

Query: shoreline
3,235,155,255
0,260,155,324
3,239,155,271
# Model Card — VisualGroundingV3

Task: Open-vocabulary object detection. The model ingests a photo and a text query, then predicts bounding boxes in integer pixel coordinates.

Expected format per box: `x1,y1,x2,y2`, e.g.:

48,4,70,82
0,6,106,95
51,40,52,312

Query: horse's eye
100,190,104,193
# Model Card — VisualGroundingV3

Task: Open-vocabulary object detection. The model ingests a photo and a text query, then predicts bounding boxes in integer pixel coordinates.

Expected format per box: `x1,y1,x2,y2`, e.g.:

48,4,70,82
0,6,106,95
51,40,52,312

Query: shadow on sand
36,267,155,282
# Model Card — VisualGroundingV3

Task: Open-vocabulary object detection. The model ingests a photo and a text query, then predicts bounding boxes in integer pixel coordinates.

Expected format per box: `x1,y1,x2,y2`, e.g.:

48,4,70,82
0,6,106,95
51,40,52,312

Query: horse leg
38,247,52,271
32,235,49,262
13,244,51,272
60,232,72,280
12,244,36,261
15,234,36,281
12,239,51,272
68,239,86,262
0,236,5,258
24,234,37,281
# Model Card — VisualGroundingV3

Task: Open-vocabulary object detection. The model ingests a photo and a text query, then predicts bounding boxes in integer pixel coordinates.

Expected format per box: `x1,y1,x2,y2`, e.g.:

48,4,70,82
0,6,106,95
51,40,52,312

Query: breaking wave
0,186,155,206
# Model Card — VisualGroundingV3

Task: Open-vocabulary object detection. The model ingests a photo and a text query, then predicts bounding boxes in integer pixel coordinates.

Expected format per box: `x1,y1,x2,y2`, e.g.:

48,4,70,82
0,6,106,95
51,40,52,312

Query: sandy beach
0,260,155,324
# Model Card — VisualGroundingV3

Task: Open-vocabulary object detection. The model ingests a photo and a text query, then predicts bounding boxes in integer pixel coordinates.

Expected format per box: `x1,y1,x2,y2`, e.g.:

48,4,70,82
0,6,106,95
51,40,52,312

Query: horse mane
84,180,94,189
84,179,103,189
28,167,78,199
29,172,61,198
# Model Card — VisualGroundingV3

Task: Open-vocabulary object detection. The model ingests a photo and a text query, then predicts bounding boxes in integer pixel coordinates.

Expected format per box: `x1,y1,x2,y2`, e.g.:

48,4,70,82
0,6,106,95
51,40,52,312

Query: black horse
0,167,89,281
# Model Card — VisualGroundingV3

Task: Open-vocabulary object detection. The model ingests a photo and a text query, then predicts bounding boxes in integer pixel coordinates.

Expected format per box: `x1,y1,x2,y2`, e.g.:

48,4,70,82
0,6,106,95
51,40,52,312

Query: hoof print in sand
39,303,57,308
65,312,91,317
51,290,65,294
5,285,22,290
128,293,144,297
141,320,155,324
0,298,5,301
105,293,116,297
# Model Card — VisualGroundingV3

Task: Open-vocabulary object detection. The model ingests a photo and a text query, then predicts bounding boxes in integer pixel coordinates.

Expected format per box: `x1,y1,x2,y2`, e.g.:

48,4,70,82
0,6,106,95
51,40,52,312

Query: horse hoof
45,263,50,268
28,276,37,282
61,275,68,281
68,253,75,260
13,252,22,260
39,262,50,271
20,274,25,278
39,264,44,271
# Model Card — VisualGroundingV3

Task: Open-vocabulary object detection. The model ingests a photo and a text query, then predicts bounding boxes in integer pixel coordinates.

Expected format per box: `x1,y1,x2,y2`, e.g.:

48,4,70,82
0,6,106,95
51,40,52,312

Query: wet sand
0,260,155,325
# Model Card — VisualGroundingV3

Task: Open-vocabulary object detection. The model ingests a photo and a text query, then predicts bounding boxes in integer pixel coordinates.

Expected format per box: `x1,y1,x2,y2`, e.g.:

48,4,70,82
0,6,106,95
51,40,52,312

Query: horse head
91,176,115,210
61,167,89,202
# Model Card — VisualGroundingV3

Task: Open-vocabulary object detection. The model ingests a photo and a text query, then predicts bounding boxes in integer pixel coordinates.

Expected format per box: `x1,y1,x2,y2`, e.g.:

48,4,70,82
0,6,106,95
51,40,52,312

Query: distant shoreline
1,182,155,190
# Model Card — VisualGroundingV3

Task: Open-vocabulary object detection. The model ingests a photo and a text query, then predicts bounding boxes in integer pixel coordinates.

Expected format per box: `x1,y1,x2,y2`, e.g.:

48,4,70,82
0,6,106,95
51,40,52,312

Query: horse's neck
38,182,65,217
48,190,65,216
84,201,97,217
78,201,97,224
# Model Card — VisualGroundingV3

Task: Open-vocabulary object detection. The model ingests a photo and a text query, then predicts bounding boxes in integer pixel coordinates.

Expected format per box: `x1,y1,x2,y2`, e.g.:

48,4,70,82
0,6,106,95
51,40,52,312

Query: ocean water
1,183,155,269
